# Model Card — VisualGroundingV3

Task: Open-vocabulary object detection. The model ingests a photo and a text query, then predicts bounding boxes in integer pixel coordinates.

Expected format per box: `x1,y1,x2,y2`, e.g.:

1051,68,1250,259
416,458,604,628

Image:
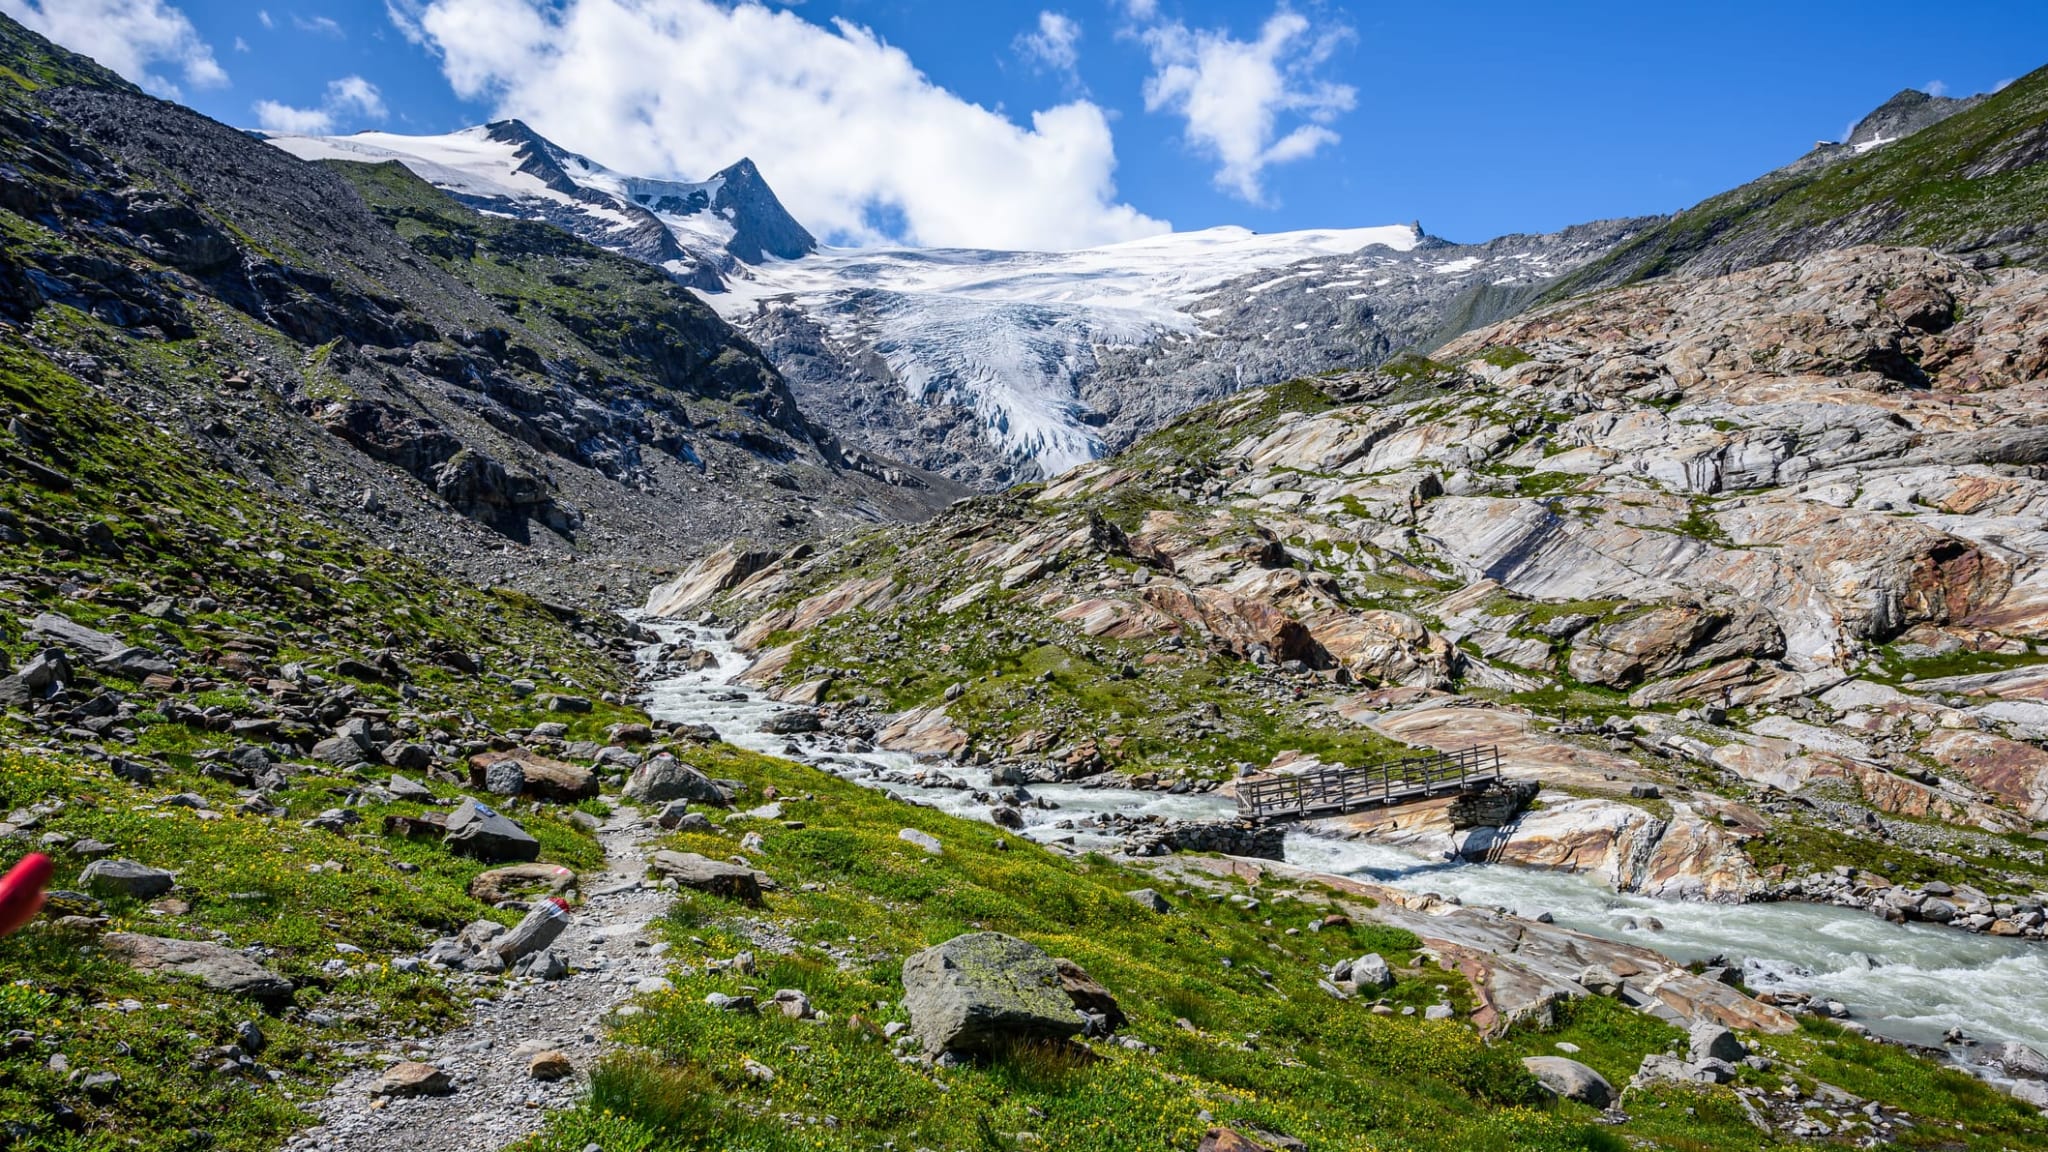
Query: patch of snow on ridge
266,127,548,202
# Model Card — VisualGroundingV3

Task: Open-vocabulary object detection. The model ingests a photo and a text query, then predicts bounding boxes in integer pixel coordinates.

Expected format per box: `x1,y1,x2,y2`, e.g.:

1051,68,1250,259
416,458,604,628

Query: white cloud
252,98,334,134
1136,6,1354,203
258,9,273,28
294,14,344,36
0,0,227,96
386,0,426,43
1924,79,1948,98
403,0,1166,250
253,74,386,135
234,35,250,52
1016,10,1081,82
1994,77,2016,93
1116,0,1158,20
327,74,386,118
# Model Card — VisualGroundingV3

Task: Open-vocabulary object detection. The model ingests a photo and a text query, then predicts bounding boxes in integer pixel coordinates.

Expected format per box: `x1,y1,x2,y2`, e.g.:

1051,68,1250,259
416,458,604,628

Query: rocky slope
1549,69,2048,298
0,15,957,608
651,242,2048,925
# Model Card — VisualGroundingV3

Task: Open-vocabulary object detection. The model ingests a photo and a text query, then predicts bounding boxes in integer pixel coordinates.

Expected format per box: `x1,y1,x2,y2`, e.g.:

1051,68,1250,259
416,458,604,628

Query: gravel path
286,804,674,1152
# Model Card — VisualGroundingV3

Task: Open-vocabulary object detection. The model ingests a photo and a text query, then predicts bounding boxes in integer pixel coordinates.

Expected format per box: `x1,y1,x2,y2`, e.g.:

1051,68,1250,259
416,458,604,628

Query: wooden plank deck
1236,745,1503,822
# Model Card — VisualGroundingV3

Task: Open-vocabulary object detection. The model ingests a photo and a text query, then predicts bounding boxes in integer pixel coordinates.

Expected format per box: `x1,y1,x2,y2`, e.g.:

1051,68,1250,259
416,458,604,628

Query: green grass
523,744,1637,1152
1742,816,2048,894
521,745,2048,1152
1870,642,2043,686
0,745,603,1150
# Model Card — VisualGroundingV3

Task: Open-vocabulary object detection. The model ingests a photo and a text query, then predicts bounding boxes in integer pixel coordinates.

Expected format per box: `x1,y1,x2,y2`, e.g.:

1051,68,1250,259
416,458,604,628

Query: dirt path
285,803,673,1152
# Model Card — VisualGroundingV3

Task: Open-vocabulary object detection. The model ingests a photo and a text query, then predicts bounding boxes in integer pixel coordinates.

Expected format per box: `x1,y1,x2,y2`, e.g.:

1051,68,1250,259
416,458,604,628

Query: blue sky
7,0,2045,249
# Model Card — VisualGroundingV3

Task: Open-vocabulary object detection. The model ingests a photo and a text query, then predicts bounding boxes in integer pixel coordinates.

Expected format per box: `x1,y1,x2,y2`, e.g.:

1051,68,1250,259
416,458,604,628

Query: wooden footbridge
1236,745,1504,822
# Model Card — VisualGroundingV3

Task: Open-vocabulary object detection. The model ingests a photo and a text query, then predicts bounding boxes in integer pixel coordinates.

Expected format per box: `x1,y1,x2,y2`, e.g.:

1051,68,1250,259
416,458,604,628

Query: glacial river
638,623,2048,1057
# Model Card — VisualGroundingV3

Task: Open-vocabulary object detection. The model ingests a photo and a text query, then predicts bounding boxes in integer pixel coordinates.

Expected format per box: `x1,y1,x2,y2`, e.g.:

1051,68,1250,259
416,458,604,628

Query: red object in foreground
0,853,53,937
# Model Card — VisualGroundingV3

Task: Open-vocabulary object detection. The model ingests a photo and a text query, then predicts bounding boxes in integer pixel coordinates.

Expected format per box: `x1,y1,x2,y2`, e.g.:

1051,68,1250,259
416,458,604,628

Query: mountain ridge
277,71,2042,493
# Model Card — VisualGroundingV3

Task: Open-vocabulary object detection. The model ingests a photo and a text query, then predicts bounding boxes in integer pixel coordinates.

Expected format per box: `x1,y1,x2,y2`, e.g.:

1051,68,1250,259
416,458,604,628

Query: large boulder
1336,953,1394,991
100,933,294,1004
1689,1022,1747,1064
1523,1056,1614,1108
647,851,763,904
624,755,733,807
1993,1041,2048,1081
28,612,126,660
468,862,576,904
900,932,1086,1056
443,799,540,863
79,859,175,899
468,748,596,803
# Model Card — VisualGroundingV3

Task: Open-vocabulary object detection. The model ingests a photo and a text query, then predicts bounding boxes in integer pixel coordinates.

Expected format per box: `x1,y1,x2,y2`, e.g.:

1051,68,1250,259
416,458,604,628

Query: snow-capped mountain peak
262,120,812,290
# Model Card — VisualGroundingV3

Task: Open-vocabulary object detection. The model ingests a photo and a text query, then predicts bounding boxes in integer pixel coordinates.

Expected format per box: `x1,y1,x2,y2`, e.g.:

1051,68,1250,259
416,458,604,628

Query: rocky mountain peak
482,117,596,199
708,155,816,264
1844,87,1988,151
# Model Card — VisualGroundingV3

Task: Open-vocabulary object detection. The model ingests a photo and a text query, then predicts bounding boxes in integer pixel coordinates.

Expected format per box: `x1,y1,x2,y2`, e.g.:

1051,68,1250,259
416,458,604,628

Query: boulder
900,932,1086,1056
28,612,126,660
1126,888,1170,913
899,828,944,855
443,799,540,863
79,859,175,899
1197,1127,1278,1152
647,851,764,904
387,774,436,801
369,1062,453,1098
383,813,447,840
763,709,822,735
385,744,432,772
1633,1053,1735,1086
527,1050,574,1081
1994,1041,2048,1081
98,646,175,678
656,803,714,832
1689,1022,1747,1064
624,755,732,807
493,899,571,962
100,933,294,1004
1344,953,1395,991
14,649,71,691
468,748,596,803
1053,957,1125,1033
480,759,526,796
311,735,372,768
468,862,576,904
1523,1056,1614,1108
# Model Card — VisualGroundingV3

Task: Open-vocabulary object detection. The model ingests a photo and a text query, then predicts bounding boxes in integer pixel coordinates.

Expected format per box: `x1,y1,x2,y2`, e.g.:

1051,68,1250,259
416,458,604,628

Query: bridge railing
1236,745,1502,821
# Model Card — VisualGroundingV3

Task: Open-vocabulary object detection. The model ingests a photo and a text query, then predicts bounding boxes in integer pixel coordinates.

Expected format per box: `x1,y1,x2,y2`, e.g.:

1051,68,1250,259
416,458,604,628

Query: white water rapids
637,623,2048,1058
